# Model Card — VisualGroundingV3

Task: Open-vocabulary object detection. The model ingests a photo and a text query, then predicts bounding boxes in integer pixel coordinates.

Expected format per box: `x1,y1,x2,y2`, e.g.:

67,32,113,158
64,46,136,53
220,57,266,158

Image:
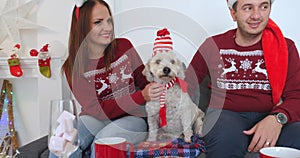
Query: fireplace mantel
0,56,64,146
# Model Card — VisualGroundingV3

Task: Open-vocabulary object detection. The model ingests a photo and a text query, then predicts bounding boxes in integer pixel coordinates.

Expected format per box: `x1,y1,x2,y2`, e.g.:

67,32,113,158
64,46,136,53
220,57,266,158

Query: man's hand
243,115,283,152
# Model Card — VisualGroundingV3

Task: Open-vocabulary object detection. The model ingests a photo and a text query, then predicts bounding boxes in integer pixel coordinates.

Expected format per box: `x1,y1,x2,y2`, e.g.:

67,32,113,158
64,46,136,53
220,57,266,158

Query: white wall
1,0,299,59
35,0,300,62
33,0,114,58
111,0,300,63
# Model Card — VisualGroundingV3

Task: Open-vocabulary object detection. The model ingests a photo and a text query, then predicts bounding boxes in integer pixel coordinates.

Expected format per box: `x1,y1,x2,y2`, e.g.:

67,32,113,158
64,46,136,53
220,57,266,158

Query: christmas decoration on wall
12,44,21,55
8,54,23,78
7,44,23,77
0,0,42,45
0,80,19,157
29,49,38,56
38,44,51,78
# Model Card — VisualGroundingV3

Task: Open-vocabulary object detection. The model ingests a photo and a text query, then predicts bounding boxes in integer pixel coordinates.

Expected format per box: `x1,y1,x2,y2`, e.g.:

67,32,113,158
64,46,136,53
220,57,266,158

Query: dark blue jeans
203,108,300,158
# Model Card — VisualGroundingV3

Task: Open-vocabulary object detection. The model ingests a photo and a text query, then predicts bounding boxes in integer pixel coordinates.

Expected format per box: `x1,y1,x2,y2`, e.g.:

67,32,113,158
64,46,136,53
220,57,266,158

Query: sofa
16,135,49,158
15,77,259,158
16,135,95,158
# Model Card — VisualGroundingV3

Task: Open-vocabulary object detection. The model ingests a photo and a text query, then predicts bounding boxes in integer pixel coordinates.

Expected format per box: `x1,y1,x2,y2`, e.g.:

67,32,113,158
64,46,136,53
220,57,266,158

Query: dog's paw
146,137,157,142
184,137,192,143
147,133,158,142
183,130,194,143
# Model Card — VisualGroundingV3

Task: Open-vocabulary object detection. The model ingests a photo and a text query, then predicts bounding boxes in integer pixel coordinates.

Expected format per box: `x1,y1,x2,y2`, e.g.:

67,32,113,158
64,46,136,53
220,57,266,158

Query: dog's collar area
159,77,188,127
164,78,176,89
159,78,176,127
175,77,188,93
163,77,187,90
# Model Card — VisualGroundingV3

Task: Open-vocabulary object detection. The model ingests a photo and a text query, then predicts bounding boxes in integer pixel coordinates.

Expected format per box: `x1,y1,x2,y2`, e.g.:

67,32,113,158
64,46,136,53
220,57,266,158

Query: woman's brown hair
62,0,117,87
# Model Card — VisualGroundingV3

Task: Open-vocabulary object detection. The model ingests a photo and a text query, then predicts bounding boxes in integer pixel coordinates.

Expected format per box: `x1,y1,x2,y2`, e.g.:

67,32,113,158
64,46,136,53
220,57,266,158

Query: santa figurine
12,44,21,55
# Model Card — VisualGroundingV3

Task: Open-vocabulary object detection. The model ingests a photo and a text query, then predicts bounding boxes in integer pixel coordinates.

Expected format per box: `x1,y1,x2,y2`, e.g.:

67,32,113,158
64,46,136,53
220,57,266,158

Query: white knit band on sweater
227,0,275,9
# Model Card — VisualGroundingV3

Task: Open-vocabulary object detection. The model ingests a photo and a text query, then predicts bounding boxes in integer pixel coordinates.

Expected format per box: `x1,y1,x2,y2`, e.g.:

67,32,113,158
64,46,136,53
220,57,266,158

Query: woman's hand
142,82,164,101
243,115,283,152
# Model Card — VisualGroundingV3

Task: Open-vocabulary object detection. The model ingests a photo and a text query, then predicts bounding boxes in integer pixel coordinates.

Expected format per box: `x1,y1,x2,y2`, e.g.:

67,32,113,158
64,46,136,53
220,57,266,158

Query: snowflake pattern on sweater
217,49,271,91
83,54,136,101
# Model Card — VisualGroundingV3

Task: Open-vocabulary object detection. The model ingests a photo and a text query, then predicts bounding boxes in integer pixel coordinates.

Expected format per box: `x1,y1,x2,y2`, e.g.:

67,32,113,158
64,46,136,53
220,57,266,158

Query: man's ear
230,8,237,22
142,60,154,82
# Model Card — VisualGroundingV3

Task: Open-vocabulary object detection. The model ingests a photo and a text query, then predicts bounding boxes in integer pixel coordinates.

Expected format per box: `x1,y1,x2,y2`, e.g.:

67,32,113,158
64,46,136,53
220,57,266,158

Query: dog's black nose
163,67,171,75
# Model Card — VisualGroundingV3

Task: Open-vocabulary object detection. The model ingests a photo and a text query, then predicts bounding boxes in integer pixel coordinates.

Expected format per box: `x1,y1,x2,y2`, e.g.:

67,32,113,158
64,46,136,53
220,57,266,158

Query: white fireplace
0,56,64,146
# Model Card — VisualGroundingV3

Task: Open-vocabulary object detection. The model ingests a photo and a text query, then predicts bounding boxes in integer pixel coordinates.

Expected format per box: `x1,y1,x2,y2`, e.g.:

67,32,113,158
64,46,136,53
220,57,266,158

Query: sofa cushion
16,135,49,158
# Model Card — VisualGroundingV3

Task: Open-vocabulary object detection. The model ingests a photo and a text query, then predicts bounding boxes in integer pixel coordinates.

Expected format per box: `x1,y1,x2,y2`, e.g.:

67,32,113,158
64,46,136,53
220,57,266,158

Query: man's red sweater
186,29,300,123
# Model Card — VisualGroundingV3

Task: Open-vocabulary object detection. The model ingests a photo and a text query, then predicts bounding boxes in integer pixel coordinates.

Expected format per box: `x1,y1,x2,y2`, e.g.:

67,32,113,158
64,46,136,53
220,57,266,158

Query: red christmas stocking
7,54,23,77
38,44,51,78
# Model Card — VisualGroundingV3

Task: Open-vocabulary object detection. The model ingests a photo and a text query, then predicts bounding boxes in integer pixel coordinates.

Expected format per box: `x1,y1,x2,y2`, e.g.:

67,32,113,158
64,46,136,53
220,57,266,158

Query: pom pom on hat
227,0,275,9
153,28,173,56
227,0,237,9
74,0,86,8
14,44,21,50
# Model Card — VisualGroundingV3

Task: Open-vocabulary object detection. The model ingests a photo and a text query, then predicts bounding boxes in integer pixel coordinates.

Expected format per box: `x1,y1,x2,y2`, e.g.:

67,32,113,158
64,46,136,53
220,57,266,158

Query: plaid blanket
134,134,206,158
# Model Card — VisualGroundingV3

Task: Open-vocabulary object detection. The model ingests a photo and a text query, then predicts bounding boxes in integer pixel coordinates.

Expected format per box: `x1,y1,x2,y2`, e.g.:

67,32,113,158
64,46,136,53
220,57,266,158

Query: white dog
142,51,205,143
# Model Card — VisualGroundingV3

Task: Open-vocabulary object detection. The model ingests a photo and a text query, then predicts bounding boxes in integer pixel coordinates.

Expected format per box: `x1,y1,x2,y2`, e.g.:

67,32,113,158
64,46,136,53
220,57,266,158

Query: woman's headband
74,0,87,19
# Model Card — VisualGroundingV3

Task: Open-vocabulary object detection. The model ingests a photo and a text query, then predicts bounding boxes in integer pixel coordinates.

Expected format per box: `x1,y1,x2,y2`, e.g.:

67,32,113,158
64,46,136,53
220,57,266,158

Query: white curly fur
142,51,205,142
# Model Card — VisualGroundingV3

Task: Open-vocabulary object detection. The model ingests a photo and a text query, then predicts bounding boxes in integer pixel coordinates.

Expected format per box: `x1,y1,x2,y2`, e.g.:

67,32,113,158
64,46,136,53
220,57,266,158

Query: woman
51,0,164,157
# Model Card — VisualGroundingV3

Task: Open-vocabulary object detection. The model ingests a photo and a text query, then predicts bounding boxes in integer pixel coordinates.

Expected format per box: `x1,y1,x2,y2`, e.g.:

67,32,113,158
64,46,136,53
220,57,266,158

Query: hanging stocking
7,54,23,77
38,44,51,78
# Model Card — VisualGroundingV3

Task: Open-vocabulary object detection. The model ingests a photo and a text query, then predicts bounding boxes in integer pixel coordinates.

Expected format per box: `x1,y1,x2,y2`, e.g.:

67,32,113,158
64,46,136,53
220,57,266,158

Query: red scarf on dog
160,77,188,127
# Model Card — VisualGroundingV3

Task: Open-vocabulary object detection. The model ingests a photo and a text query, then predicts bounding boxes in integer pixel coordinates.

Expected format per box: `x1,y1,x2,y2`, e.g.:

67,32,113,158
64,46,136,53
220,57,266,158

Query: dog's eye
170,59,175,64
156,60,161,64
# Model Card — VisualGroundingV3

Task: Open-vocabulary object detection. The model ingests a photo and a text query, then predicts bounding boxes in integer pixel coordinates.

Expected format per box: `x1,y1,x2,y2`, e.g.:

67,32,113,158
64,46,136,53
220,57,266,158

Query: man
185,0,300,157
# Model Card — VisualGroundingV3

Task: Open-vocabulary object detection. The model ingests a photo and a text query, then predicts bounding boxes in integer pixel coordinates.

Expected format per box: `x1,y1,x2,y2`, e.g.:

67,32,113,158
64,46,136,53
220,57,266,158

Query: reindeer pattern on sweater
217,49,270,91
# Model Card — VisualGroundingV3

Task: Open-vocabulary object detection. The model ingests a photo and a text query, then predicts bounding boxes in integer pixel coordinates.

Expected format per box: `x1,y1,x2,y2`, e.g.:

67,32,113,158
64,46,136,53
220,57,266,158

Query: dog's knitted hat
227,0,275,9
153,28,173,56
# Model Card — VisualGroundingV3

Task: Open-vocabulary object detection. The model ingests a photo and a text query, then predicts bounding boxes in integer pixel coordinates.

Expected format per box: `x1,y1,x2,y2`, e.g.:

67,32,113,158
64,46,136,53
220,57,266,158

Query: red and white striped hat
227,0,275,9
153,28,173,56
